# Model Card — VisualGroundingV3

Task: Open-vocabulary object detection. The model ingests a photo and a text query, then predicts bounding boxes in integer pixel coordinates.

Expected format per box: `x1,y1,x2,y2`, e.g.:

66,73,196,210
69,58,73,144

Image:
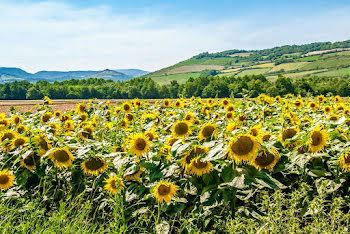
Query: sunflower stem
156,201,162,224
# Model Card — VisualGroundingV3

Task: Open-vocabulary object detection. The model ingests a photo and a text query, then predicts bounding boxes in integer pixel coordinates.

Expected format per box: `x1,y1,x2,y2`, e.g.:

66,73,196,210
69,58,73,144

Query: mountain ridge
0,67,149,83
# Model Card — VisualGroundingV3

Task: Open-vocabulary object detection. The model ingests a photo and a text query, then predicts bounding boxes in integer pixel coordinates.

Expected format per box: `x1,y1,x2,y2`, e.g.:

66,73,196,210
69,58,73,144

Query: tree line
1,74,350,100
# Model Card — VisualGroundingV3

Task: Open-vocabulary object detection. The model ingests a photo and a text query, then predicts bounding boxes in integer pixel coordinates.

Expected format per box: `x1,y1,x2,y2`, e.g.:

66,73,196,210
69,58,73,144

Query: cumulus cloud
0,1,349,72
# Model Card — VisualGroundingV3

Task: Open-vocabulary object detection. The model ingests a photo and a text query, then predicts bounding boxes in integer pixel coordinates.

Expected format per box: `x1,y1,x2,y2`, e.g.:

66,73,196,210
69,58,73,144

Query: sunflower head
64,120,75,131
1,130,17,152
226,105,235,112
189,157,213,176
251,149,279,171
54,111,61,117
80,125,94,140
129,133,151,157
324,106,332,114
226,122,239,133
281,128,299,147
125,113,134,122
124,167,143,181
163,99,171,107
81,157,107,176
198,123,217,141
184,112,195,122
307,125,328,153
0,118,10,130
40,112,53,124
12,136,28,148
308,102,317,110
249,125,262,138
166,137,181,147
317,95,325,103
153,179,178,203
181,146,208,173
104,175,125,194
76,103,87,113
225,112,234,121
335,95,342,103
34,136,52,155
11,115,21,126
339,150,350,172
145,129,159,141
222,98,230,107
48,148,74,169
227,134,260,163
293,99,304,108
172,121,191,138
16,124,27,134
237,114,247,123
329,114,339,121
21,152,41,171
0,169,15,190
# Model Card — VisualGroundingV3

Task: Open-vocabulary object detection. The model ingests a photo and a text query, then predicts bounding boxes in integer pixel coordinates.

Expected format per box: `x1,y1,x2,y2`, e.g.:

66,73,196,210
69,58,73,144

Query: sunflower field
1,95,350,233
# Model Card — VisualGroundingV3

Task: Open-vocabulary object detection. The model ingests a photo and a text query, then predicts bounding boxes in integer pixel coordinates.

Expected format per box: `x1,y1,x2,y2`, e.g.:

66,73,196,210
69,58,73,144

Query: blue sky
1,0,350,72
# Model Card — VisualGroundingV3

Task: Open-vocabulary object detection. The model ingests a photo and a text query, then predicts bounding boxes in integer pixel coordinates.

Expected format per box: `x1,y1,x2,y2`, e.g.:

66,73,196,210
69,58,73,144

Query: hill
0,68,149,83
143,40,350,84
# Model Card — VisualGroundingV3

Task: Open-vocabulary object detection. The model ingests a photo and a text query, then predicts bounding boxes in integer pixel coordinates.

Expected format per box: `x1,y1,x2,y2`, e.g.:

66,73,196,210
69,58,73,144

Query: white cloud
0,1,349,73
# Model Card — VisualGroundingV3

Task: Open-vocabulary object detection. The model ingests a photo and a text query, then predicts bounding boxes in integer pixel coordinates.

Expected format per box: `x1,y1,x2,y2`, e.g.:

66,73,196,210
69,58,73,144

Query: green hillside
143,40,350,84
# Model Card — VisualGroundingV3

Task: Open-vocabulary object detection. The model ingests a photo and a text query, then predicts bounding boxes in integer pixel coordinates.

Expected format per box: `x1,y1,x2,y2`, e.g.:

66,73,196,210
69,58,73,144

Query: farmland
1,95,350,232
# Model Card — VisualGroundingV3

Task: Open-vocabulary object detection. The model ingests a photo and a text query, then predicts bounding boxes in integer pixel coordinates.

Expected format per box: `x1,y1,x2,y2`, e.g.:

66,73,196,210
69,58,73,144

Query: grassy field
315,67,350,77
151,72,201,84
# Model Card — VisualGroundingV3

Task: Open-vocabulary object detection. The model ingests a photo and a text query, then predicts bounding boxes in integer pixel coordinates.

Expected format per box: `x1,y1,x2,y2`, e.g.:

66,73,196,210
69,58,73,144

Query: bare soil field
0,99,157,114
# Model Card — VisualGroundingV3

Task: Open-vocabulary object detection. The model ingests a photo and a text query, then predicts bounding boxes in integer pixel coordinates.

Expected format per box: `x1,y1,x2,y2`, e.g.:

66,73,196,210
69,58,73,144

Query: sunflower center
231,136,254,156
193,160,208,169
344,153,350,164
24,153,40,166
42,114,51,123
14,117,20,124
330,116,338,121
227,106,234,112
85,158,104,171
164,101,169,106
202,126,215,138
227,113,232,118
17,126,25,133
146,133,154,141
311,131,323,146
238,115,246,121
255,151,275,167
223,100,229,106
14,138,25,146
158,184,170,196
251,129,258,137
175,123,189,136
2,132,15,142
282,129,297,142
186,148,205,164
0,175,9,185
126,114,134,121
39,138,49,150
54,150,70,162
135,138,146,150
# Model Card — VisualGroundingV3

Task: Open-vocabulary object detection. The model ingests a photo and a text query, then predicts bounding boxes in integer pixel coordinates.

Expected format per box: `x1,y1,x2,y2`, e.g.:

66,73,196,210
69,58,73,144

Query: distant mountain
115,69,149,77
88,69,131,81
0,67,149,83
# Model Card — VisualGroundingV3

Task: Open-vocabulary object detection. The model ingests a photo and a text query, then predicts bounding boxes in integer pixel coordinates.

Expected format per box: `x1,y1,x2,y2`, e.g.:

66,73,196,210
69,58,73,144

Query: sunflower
0,169,15,190
125,113,134,122
40,112,53,125
153,179,178,203
237,114,247,123
11,115,21,126
59,114,71,122
145,129,159,141
76,103,87,114
48,148,74,169
226,105,235,112
181,145,208,173
339,150,350,172
308,102,317,110
172,121,191,138
0,118,10,130
262,133,272,141
222,98,230,107
293,99,304,109
335,105,345,112
307,125,329,153
104,175,125,194
328,114,339,121
225,112,234,121
54,111,61,117
1,130,17,152
79,113,89,122
80,125,94,140
317,95,325,103
129,133,151,157
190,96,195,101
281,128,299,147
198,123,217,141
275,96,281,102
201,105,211,114
124,167,144,181
34,135,52,156
49,123,61,135
226,122,239,132
175,100,183,108
81,157,107,176
323,106,332,114
163,99,171,107
43,96,52,105
11,136,28,148
121,102,132,113
184,112,195,122
249,125,262,139
335,95,342,103
64,120,75,131
213,113,220,121
189,157,213,176
159,146,171,161
251,149,279,171
16,124,27,134
344,109,350,116
227,134,260,163
166,137,181,147
21,152,41,170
